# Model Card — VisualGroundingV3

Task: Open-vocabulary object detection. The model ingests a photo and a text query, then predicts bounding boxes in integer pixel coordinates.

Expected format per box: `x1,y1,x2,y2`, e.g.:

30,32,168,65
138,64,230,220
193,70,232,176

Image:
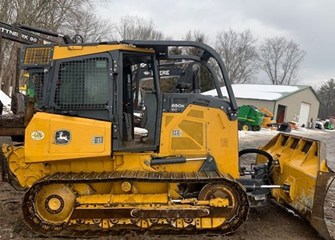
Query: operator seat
173,62,200,93
141,91,157,142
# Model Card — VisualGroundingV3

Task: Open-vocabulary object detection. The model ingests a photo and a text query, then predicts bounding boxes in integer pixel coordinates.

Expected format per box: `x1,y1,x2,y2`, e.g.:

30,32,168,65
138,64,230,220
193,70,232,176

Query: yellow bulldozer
0,26,334,239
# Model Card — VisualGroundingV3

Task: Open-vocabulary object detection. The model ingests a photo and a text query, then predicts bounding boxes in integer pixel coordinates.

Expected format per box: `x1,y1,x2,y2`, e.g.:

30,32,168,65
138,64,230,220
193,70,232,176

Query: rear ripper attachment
259,133,335,240
21,171,249,237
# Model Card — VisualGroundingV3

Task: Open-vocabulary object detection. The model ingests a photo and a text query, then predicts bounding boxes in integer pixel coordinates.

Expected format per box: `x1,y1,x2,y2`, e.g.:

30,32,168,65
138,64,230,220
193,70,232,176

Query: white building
203,84,320,126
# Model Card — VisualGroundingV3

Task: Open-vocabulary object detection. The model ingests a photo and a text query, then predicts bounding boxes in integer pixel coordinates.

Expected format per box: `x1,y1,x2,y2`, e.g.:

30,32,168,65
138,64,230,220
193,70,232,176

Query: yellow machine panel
52,45,154,60
24,112,112,162
159,104,239,178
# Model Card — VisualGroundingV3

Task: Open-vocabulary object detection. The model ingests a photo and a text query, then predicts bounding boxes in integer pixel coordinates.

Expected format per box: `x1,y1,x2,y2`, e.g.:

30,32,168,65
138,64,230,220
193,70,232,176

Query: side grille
23,47,52,65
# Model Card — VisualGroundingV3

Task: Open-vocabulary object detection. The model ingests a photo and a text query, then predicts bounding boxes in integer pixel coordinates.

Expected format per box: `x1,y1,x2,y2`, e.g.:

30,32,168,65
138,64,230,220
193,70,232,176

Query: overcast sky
95,0,335,89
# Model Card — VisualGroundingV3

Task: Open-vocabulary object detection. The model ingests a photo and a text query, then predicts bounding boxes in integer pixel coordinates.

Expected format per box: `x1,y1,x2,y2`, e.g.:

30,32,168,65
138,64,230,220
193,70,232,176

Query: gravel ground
0,128,334,240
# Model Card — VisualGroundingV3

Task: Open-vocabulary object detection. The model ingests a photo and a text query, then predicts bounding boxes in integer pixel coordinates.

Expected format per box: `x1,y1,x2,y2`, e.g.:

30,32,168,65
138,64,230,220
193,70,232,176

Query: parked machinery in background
238,105,264,131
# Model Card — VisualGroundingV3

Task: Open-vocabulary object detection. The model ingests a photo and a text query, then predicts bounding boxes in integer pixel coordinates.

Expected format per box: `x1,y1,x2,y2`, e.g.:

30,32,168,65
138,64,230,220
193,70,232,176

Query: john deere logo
54,130,71,144
31,131,45,140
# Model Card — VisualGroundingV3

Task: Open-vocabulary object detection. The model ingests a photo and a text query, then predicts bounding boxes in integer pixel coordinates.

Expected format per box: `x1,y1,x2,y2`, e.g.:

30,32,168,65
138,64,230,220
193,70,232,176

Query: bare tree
184,30,208,43
0,1,14,22
0,0,17,93
63,9,115,42
0,0,110,95
317,78,335,119
12,0,91,30
115,15,164,40
259,36,306,85
215,29,259,84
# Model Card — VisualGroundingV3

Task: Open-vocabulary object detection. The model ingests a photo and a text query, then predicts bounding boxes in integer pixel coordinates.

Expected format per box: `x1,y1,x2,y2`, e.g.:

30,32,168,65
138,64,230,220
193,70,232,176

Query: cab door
113,51,162,152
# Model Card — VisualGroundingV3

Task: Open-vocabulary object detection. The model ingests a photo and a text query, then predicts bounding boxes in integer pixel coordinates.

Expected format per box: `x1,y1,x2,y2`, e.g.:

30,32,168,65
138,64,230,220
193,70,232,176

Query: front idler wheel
198,181,249,232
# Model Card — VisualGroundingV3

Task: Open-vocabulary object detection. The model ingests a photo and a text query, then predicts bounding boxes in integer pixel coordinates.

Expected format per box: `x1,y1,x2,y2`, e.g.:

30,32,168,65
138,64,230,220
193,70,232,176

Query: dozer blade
259,133,335,240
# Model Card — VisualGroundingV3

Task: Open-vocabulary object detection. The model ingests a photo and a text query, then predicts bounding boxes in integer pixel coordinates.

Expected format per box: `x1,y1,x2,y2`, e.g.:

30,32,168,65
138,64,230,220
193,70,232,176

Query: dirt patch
324,177,335,239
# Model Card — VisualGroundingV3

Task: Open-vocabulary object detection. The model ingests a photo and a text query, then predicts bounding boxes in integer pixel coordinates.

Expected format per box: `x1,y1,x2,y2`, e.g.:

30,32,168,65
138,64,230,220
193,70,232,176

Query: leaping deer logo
55,130,71,144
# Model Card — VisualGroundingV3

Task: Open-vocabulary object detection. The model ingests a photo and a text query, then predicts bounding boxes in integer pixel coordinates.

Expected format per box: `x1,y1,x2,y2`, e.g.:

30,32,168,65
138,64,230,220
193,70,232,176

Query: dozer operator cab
20,40,238,152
